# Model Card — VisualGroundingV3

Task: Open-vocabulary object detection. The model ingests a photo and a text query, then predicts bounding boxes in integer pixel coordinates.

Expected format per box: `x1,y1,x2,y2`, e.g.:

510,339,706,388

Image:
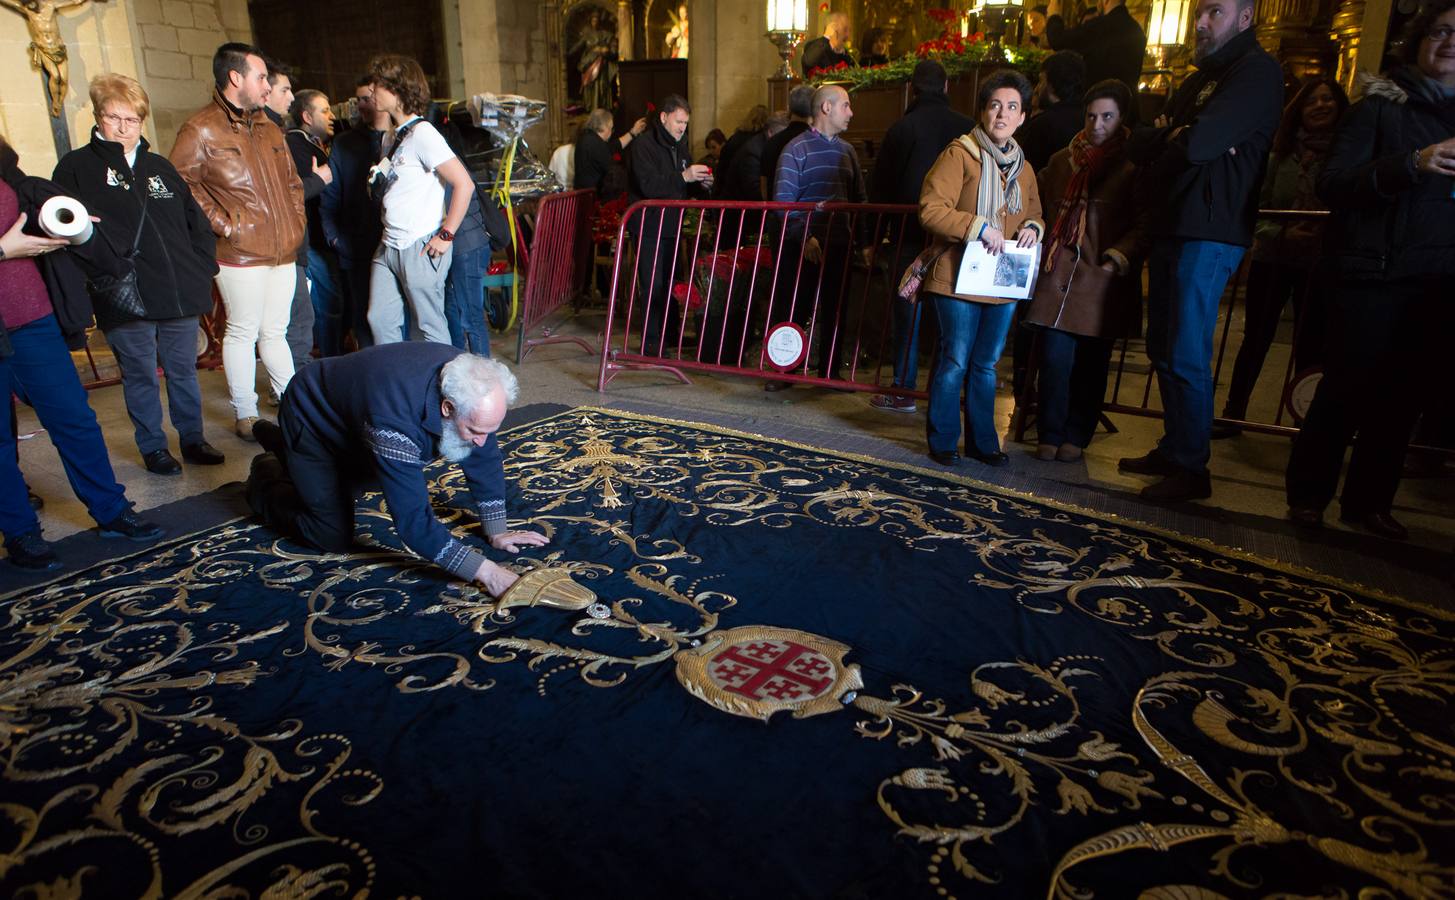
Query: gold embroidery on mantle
2,407,1449,899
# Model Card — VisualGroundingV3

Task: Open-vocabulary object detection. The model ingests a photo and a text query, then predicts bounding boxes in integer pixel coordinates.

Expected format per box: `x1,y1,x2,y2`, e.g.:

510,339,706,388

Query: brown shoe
1034,443,1057,461
1056,443,1082,462
235,416,259,442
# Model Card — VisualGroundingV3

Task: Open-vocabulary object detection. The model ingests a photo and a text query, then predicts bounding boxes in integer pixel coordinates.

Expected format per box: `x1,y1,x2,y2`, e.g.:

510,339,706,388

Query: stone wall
0,0,250,174
0,0,141,173
455,0,551,147
130,0,253,154
687,0,780,157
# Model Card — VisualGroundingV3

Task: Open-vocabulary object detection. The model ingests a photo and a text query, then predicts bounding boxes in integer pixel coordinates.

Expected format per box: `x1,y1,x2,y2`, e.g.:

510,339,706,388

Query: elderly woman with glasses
52,73,225,476
1285,0,1455,539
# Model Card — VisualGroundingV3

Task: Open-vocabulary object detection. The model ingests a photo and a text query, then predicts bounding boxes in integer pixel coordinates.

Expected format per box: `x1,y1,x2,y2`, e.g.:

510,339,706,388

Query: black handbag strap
124,170,150,260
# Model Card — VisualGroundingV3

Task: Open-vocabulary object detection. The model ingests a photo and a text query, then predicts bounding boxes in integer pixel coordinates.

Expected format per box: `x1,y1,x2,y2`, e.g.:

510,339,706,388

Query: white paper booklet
954,241,1040,300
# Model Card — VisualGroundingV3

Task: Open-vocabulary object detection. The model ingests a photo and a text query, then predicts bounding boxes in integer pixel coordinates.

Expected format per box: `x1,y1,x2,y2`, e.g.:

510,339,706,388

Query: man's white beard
438,426,474,463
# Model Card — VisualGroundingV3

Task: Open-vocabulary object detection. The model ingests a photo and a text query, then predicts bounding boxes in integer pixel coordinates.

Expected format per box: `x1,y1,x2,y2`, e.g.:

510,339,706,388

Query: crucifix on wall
3,0,100,119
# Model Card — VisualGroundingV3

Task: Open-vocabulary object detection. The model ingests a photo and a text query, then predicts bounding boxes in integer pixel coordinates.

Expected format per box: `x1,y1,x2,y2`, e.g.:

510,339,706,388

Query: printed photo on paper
954,241,1040,300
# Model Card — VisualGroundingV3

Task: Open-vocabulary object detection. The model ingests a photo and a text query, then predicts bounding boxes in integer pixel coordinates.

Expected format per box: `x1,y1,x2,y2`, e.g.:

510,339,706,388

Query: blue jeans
926,294,1016,455
1037,327,1113,449
444,245,491,356
1145,239,1244,474
307,247,345,357
1,315,130,541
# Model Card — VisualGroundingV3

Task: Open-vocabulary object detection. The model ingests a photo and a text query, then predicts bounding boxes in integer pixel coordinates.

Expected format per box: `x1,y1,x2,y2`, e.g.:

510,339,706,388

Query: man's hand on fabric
489,529,550,554
474,559,520,597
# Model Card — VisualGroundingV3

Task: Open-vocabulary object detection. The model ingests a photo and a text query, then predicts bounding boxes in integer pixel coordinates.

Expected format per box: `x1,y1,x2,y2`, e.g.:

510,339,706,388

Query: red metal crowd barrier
597,199,919,392
515,188,597,364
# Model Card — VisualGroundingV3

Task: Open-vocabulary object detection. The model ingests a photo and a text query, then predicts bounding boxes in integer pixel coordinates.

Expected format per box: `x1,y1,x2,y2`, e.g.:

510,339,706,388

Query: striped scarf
962,125,1025,230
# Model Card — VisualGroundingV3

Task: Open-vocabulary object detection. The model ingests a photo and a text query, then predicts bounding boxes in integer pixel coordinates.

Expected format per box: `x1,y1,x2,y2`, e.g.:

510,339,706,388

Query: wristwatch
436,228,455,242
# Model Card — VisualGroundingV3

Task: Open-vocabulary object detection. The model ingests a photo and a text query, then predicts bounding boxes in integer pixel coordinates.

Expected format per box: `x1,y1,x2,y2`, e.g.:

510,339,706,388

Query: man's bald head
812,84,853,137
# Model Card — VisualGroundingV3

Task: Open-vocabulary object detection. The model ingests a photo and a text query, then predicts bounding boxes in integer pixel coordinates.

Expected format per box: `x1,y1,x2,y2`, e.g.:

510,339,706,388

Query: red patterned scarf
1043,127,1127,270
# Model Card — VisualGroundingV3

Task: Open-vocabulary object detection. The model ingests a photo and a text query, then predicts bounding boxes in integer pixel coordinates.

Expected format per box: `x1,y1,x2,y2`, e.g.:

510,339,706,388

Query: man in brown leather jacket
170,41,305,442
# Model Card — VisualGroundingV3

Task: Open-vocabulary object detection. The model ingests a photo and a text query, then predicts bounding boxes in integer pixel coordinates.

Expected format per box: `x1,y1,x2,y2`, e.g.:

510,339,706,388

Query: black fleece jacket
1127,27,1284,246
52,130,219,330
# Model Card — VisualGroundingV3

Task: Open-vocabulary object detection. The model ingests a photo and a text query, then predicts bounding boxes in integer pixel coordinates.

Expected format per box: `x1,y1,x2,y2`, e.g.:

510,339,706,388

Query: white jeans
214,263,296,419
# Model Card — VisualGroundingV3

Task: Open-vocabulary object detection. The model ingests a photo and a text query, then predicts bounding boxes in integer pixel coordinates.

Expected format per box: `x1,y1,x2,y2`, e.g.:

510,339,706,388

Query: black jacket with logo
1127,28,1284,246
52,130,218,330
1317,66,1455,282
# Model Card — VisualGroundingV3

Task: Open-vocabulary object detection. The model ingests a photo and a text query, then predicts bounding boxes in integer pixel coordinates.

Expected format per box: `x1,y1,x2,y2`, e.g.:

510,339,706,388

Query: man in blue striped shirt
768,85,871,389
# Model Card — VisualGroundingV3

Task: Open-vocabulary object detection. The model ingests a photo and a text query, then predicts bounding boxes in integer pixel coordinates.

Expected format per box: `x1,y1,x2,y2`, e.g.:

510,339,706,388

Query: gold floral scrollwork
673,626,863,722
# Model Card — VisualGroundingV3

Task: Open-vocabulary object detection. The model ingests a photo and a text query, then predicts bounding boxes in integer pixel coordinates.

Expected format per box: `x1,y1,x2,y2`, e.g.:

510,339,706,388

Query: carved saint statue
2,0,96,118
570,9,618,113
664,3,689,59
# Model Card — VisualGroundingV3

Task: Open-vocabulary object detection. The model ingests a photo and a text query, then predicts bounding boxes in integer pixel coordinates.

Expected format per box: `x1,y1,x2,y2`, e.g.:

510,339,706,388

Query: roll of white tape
39,195,94,245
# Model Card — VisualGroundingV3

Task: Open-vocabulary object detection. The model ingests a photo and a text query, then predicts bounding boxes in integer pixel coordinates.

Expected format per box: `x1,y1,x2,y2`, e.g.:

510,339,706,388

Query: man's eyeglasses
101,113,143,129
1428,25,1455,42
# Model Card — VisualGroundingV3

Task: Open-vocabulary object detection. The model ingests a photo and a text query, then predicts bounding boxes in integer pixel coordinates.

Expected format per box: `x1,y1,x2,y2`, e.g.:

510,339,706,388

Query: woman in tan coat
1024,79,1148,462
919,70,1044,467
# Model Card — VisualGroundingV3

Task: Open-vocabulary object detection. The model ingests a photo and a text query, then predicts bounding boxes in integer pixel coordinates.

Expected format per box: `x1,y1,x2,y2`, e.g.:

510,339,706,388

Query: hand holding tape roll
39,196,95,245
0,213,70,259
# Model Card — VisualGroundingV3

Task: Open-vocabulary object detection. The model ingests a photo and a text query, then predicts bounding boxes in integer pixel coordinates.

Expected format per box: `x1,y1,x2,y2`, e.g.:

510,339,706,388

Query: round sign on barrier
1284,368,1323,424
762,322,807,372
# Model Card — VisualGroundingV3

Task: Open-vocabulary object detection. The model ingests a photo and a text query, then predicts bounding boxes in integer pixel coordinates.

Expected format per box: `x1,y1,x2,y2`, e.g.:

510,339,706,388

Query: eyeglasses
1428,25,1455,42
100,113,143,129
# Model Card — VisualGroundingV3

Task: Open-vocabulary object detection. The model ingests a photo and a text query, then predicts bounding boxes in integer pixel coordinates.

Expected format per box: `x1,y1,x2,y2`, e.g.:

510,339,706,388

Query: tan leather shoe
235,416,259,442
1056,443,1083,462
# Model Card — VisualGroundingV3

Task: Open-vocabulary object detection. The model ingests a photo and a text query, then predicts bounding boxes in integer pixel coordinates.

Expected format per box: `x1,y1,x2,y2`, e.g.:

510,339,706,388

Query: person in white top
364,54,475,345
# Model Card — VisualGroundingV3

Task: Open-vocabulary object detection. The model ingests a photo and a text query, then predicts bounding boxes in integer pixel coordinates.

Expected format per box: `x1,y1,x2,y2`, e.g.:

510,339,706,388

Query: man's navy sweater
282,342,508,579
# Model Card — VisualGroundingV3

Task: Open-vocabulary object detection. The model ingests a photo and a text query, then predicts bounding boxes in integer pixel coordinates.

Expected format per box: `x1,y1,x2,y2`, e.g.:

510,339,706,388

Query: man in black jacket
320,76,386,351
263,59,328,373
867,60,974,413
246,342,547,595
287,89,344,357
800,12,855,77
1018,51,1087,171
1045,0,1146,114
574,108,646,195
625,94,712,354
1120,0,1283,502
